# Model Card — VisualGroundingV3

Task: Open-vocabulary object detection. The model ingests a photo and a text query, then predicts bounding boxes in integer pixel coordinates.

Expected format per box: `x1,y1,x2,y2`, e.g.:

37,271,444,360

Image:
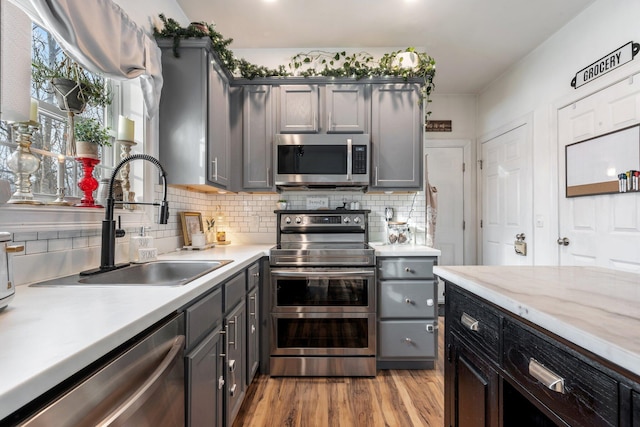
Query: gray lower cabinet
370,83,423,190
377,256,438,369
184,262,264,427
246,262,260,385
158,38,230,190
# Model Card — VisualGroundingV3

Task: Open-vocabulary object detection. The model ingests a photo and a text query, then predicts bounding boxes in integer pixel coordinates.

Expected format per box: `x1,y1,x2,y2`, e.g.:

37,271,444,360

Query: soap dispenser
129,226,155,263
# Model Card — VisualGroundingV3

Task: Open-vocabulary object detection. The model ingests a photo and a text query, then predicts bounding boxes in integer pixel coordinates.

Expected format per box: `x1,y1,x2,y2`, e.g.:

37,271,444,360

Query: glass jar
387,222,410,245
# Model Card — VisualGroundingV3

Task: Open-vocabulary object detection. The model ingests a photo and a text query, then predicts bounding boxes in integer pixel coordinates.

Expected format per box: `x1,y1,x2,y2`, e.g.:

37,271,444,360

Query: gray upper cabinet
324,84,368,133
278,84,369,134
370,83,423,190
279,85,319,133
242,85,274,190
158,39,230,190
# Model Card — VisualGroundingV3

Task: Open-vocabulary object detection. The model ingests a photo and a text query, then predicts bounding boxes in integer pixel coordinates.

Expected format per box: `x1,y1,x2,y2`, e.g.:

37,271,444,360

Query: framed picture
180,212,203,246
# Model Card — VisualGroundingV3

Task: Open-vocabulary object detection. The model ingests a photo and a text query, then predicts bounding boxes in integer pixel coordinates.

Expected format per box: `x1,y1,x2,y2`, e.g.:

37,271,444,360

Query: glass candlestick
6,121,43,205
49,154,73,206
75,157,102,208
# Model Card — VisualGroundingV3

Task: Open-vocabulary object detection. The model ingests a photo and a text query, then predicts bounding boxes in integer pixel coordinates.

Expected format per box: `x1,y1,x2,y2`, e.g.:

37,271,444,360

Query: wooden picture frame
180,212,203,246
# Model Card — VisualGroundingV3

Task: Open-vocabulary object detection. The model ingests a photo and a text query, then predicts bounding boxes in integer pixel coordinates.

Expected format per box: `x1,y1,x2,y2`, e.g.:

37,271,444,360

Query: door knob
516,233,526,241
557,237,570,246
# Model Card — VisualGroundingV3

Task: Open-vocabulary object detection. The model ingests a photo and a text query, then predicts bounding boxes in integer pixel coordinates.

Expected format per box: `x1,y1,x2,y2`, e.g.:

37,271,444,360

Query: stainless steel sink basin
30,260,233,287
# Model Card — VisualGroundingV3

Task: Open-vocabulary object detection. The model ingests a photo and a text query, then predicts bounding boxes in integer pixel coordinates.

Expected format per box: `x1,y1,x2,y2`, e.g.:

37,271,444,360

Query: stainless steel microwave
274,134,370,189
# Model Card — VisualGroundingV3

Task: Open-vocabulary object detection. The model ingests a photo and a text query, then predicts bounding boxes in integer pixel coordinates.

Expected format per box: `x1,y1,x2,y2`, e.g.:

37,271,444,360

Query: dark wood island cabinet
436,266,640,427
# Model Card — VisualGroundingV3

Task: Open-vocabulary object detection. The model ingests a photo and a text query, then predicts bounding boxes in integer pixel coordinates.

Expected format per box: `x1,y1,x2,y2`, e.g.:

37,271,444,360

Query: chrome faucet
80,154,169,276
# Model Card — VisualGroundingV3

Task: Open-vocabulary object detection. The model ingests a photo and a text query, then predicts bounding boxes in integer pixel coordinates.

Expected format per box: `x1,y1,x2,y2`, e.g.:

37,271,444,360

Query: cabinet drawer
503,319,617,427
225,271,246,310
378,257,434,280
447,285,501,362
185,287,223,349
379,280,436,319
378,320,437,359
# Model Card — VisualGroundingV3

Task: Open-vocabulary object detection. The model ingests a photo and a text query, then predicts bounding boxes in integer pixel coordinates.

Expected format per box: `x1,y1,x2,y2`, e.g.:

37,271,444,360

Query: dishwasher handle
96,335,185,426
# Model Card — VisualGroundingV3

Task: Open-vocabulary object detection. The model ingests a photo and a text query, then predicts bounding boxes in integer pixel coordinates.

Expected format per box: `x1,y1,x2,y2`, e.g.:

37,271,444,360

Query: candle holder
117,139,137,209
75,157,102,208
49,155,73,206
6,121,43,205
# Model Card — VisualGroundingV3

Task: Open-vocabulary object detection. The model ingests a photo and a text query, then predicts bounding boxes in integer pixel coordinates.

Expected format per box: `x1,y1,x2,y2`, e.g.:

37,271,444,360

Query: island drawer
377,257,435,280
446,285,501,362
378,320,437,359
185,287,223,349
379,280,437,319
503,319,618,427
224,270,246,310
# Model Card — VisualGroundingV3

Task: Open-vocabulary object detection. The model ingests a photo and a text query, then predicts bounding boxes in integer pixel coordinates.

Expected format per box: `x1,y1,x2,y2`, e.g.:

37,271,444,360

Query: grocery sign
571,41,639,89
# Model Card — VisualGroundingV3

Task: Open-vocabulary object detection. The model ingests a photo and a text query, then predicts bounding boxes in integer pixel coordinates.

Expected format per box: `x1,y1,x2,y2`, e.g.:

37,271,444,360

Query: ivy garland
153,14,436,109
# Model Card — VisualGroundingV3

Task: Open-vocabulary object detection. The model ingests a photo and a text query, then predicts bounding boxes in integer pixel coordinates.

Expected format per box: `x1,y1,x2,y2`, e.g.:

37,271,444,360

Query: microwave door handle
346,138,352,181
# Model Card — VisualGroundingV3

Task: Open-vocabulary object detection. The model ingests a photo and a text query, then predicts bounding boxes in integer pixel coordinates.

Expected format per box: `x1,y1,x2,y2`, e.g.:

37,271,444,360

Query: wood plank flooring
233,317,445,427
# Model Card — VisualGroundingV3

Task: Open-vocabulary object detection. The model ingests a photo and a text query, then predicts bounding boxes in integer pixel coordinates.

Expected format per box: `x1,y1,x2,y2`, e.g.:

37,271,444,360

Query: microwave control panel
353,146,367,174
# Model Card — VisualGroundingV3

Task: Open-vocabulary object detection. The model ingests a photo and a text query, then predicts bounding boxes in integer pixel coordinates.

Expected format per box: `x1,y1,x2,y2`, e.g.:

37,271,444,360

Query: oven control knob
343,217,351,224
284,216,292,224
353,216,361,224
295,217,302,224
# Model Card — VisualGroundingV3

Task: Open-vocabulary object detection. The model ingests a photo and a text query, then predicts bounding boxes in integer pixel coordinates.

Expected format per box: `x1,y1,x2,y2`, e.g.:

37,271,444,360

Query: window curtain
10,0,162,118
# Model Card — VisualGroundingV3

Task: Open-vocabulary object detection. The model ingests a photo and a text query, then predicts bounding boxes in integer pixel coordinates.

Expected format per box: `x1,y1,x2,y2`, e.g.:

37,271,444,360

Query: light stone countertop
370,243,441,257
0,244,272,421
434,265,640,378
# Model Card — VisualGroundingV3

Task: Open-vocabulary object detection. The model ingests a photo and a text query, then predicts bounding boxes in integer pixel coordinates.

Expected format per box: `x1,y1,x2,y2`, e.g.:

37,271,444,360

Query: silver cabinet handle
404,338,413,345
346,138,353,181
528,358,565,394
229,359,236,373
218,376,225,390
375,166,379,186
251,325,256,334
229,383,237,397
97,335,185,425
404,267,412,273
212,157,218,181
426,299,434,307
327,111,332,131
227,316,238,349
249,295,256,316
461,312,479,331
266,167,271,187
405,298,413,305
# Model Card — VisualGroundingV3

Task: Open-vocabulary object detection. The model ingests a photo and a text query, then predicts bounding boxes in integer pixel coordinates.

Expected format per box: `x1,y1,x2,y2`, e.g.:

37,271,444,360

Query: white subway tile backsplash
25,240,47,255
13,232,38,241
48,238,73,252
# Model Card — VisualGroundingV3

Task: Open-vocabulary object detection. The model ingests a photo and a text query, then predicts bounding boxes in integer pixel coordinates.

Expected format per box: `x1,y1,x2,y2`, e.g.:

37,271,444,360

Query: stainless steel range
269,210,376,377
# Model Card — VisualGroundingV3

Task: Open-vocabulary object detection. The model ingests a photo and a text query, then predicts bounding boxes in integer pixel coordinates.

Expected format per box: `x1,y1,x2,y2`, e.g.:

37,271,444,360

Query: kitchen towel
425,154,438,247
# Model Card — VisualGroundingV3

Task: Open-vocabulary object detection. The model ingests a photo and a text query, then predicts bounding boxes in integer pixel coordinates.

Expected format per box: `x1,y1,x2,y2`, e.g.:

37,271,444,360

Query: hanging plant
153,14,436,112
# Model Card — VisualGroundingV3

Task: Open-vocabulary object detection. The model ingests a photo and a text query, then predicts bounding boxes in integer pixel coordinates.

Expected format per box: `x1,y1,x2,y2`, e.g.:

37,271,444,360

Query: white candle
117,115,135,141
30,99,38,122
57,155,65,191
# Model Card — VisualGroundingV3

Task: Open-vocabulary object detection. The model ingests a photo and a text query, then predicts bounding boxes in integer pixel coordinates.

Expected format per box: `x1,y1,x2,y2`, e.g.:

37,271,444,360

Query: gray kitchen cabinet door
158,39,230,190
279,85,319,133
325,84,368,133
243,85,274,190
246,286,260,385
208,60,230,188
225,300,246,427
371,83,423,190
186,325,224,427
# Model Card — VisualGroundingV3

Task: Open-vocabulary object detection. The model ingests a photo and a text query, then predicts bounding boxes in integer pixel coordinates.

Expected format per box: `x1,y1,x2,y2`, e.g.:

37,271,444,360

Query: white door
426,147,465,304
557,74,640,270
482,124,533,265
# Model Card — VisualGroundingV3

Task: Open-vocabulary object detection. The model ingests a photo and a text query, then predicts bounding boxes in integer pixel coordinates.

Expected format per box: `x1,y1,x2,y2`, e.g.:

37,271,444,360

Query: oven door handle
346,138,353,181
271,269,375,278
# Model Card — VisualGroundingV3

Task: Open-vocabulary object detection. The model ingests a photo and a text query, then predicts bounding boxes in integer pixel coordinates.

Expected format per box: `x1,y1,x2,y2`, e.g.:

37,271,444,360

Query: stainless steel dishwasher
19,313,185,427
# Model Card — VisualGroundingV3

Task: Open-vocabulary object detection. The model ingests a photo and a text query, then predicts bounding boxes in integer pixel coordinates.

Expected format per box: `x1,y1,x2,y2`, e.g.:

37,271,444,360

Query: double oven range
269,210,376,377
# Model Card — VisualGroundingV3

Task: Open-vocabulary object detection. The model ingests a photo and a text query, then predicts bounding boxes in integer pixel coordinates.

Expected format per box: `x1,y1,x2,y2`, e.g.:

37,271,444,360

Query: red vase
75,157,103,208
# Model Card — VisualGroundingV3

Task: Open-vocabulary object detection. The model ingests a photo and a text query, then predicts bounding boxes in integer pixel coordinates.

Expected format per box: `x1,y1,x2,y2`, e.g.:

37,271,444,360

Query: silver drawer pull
405,298,413,305
404,337,413,344
528,358,565,394
461,312,479,331
404,267,412,273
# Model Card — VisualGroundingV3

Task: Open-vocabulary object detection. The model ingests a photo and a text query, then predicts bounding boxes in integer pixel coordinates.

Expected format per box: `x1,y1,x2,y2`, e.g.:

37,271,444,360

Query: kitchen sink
30,260,233,287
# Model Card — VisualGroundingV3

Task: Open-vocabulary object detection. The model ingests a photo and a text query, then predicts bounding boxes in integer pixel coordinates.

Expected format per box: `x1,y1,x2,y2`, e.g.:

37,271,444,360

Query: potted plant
276,199,288,210
74,118,112,159
32,51,112,113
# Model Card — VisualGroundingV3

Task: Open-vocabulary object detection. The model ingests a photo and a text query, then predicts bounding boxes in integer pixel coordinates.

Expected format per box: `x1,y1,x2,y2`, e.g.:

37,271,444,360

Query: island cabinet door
446,333,499,427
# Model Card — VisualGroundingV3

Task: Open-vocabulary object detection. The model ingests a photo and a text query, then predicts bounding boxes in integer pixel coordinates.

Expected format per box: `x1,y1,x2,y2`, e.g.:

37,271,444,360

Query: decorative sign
425,120,452,132
571,41,639,89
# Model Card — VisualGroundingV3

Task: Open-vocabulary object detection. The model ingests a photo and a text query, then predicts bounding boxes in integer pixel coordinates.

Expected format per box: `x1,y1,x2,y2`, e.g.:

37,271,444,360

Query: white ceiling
176,0,596,94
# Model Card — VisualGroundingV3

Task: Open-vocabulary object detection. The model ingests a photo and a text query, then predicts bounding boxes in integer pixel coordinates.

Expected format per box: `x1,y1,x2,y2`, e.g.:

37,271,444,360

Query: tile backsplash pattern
9,186,425,286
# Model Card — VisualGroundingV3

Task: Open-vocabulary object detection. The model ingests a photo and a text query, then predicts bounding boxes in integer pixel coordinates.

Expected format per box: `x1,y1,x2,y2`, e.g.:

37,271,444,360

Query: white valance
10,0,163,117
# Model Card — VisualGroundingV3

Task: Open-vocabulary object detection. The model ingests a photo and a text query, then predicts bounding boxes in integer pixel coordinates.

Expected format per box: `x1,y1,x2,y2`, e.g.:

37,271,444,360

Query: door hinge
480,219,483,228
463,221,466,230
478,159,483,170
462,162,466,172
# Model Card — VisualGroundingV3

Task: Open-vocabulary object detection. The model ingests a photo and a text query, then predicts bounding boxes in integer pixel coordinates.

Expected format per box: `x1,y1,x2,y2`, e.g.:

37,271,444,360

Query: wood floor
233,317,445,427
